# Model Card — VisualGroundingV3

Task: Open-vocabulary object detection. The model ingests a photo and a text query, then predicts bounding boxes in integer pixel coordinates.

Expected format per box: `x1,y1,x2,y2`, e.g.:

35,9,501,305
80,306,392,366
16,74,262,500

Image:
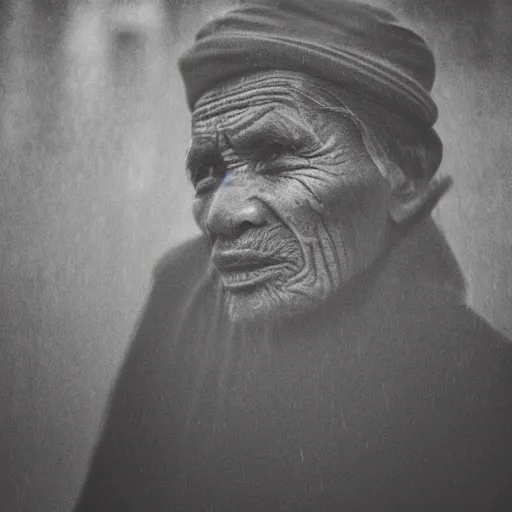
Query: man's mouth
211,250,284,291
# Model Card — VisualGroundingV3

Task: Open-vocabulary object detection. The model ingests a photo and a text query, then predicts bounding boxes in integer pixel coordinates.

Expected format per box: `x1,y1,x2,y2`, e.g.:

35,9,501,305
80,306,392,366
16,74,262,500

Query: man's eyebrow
185,145,219,182
232,129,296,152
185,131,221,167
227,111,320,154
186,145,208,167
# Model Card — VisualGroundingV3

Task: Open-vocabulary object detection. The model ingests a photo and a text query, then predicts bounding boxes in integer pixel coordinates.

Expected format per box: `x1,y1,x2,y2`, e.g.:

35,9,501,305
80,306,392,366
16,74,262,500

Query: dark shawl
74,217,512,511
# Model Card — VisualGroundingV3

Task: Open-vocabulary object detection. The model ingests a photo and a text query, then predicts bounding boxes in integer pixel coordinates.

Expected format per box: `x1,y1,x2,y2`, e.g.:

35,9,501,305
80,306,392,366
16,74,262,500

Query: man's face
187,72,392,323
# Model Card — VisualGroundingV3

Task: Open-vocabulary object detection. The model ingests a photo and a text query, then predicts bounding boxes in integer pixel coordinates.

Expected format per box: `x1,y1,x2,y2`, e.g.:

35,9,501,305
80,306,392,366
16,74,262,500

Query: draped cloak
74,216,512,511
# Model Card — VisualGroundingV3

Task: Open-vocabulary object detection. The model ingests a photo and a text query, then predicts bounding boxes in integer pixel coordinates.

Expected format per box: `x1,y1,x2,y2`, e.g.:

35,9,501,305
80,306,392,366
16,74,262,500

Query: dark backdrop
1,1,511,511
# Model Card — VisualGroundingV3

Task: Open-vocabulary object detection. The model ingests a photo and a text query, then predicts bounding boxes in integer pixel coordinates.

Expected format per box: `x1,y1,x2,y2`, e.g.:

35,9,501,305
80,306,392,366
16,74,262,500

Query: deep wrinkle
189,106,322,183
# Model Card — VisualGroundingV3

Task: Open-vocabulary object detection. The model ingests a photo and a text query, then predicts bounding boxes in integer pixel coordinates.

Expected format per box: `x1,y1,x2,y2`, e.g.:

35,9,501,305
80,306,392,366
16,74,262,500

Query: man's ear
388,176,452,224
388,177,435,224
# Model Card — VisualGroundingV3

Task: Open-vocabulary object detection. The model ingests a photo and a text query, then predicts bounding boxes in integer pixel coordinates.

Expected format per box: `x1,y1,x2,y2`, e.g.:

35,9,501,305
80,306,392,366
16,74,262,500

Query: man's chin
224,287,322,325
226,298,279,324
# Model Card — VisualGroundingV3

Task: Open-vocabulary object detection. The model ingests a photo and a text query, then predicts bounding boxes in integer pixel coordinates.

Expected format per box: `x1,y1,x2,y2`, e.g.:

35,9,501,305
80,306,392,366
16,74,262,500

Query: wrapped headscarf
179,0,443,181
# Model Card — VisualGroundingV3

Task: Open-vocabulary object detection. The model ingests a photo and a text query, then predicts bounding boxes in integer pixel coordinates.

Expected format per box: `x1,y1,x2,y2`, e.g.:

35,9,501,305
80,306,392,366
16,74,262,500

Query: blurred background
0,0,511,510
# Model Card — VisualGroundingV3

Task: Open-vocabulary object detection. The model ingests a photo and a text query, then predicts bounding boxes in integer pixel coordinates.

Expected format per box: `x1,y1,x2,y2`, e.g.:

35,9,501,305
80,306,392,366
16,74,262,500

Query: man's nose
206,179,269,238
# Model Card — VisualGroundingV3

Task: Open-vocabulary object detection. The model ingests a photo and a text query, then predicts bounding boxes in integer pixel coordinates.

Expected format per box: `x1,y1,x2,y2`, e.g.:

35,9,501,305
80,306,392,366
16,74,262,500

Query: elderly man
75,1,512,510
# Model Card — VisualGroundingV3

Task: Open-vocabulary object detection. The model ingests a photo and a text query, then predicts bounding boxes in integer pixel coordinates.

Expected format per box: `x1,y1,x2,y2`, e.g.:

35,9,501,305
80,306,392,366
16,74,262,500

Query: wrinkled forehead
191,70,405,186
191,70,347,126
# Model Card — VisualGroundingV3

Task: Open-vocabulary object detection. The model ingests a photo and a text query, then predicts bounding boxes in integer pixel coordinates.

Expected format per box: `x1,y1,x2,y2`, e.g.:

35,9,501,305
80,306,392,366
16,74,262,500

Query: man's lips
211,250,284,290
211,250,279,271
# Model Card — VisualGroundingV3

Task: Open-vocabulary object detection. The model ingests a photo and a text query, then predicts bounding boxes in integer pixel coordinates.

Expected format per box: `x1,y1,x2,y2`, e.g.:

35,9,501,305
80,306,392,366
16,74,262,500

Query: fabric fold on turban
179,0,438,127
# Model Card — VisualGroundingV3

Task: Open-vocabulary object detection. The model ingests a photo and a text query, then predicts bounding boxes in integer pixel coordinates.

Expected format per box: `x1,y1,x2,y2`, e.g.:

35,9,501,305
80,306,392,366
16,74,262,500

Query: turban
179,0,438,127
179,0,443,181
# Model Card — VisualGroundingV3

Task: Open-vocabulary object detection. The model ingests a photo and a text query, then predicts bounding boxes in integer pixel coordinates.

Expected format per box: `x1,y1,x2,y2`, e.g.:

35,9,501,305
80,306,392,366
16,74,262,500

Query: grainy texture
0,1,511,511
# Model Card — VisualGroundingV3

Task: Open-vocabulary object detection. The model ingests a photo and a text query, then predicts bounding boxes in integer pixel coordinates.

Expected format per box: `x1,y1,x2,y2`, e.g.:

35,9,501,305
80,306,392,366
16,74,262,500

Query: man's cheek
322,175,382,223
260,183,325,234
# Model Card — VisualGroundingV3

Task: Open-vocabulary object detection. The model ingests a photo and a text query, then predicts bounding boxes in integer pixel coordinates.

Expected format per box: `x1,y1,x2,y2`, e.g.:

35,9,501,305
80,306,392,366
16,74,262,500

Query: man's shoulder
424,303,512,397
448,304,512,351
153,235,210,284
137,236,212,317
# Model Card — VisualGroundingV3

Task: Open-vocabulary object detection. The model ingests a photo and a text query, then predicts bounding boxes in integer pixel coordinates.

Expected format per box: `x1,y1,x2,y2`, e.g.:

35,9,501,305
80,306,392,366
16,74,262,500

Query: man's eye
255,144,307,175
193,162,225,194
260,143,289,161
